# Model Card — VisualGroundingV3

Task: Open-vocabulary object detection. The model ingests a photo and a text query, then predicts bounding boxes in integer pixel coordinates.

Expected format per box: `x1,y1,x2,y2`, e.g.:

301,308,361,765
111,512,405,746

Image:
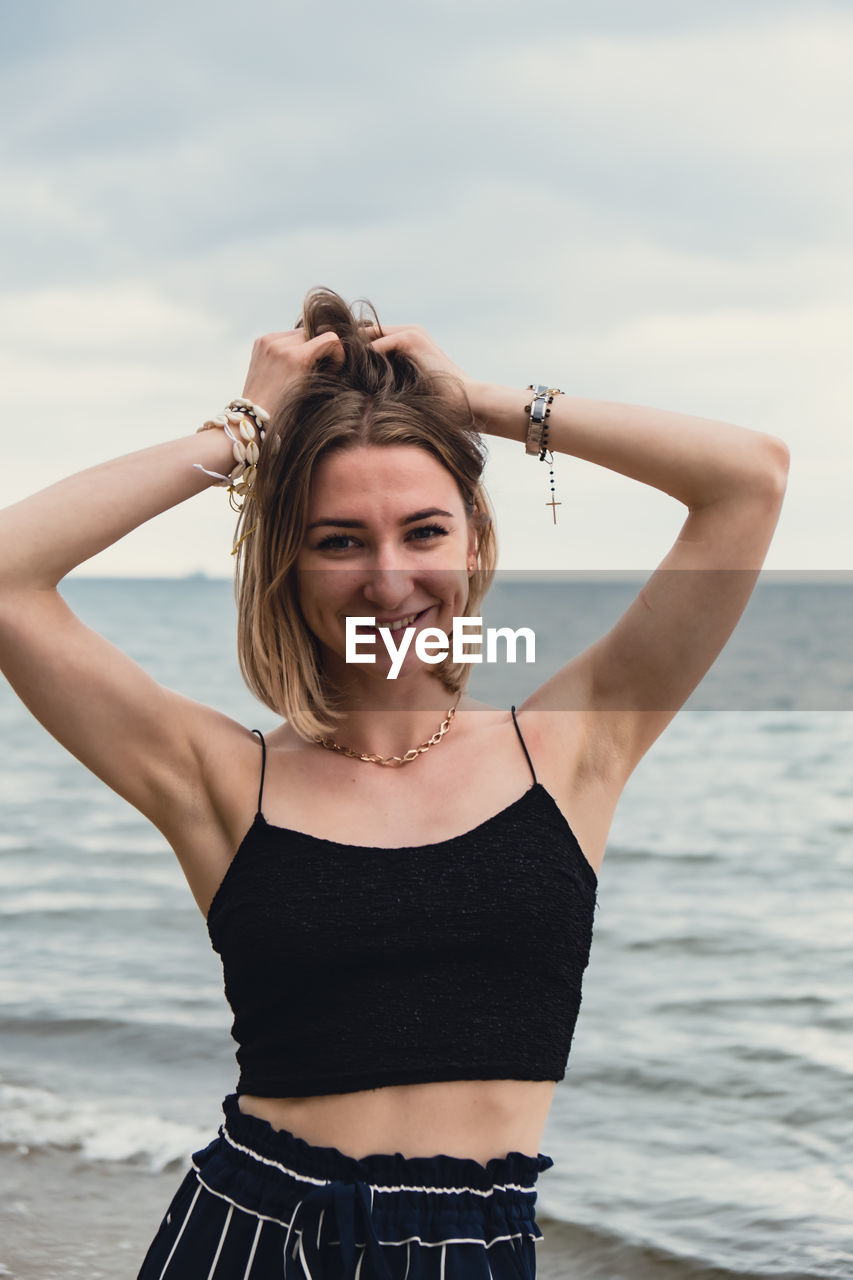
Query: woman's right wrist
193,398,270,500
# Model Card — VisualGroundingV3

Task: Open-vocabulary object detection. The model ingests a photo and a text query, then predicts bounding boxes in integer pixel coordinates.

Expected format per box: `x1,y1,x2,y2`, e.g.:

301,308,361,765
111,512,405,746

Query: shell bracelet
194,397,274,511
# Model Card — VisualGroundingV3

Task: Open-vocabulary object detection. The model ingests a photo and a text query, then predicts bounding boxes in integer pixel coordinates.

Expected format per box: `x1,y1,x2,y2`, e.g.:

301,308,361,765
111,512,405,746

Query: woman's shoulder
507,692,602,773
164,708,281,917
453,695,608,780
501,702,619,876
193,709,278,812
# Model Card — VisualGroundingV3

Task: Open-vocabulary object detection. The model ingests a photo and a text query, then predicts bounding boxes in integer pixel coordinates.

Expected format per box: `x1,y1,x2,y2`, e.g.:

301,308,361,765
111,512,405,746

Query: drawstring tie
282,1178,393,1280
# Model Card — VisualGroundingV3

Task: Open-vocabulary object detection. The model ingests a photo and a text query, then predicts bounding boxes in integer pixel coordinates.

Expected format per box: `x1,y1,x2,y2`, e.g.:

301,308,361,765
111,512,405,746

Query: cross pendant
546,497,561,524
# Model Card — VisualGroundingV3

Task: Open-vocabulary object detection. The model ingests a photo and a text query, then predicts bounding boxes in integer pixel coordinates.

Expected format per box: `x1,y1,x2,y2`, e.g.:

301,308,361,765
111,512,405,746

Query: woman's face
295,444,478,682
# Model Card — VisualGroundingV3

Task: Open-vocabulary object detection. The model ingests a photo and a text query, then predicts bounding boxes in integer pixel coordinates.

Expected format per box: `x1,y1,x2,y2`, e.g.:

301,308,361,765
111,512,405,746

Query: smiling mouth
363,607,432,634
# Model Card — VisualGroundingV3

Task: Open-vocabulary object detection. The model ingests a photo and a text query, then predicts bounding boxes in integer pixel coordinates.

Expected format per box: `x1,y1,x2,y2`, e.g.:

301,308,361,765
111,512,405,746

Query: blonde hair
233,288,497,740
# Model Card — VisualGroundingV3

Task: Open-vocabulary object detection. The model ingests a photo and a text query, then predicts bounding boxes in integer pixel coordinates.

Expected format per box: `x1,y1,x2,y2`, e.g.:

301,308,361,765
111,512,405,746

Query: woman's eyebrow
306,508,454,531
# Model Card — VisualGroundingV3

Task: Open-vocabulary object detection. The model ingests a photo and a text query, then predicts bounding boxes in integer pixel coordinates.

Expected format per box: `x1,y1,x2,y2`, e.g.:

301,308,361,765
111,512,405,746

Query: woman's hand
241,329,344,413
367,325,472,390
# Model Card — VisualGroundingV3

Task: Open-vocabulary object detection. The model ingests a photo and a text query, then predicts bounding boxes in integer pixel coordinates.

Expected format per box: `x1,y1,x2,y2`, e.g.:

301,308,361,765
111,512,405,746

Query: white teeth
384,612,419,632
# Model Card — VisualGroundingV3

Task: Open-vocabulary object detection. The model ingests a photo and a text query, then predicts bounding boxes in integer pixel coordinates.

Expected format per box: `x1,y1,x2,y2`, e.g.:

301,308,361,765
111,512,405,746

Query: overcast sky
2,0,851,574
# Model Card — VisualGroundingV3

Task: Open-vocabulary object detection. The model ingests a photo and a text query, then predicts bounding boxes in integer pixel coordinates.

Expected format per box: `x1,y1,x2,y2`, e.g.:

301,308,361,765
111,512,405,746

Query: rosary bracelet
525,384,564,524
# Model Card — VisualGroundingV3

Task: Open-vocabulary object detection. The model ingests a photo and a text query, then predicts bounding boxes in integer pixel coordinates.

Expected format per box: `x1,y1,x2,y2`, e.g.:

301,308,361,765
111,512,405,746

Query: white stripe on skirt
281,1196,302,1268
158,1183,202,1280
242,1218,264,1280
297,1232,314,1280
206,1202,233,1279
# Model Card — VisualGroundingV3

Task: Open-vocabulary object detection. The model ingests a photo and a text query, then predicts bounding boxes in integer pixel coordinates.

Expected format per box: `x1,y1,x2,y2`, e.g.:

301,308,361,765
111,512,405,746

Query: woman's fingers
241,329,343,407
242,320,469,412
303,330,345,365
363,323,433,351
368,325,469,385
367,333,398,355
368,327,432,361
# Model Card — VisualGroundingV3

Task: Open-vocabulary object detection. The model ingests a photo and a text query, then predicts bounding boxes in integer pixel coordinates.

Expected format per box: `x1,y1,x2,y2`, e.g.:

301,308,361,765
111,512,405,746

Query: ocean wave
0,889,165,915
537,1213,842,1279
0,1081,211,1172
0,1012,225,1037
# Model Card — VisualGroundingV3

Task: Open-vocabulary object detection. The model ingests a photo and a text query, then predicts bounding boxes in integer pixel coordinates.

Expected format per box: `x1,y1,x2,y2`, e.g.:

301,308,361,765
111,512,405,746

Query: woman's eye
315,533,359,550
315,524,449,551
409,523,449,541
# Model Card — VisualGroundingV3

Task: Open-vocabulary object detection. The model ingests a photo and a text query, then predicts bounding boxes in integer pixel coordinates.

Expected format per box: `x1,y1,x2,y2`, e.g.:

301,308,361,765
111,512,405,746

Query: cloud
0,2,849,572
4,6,852,287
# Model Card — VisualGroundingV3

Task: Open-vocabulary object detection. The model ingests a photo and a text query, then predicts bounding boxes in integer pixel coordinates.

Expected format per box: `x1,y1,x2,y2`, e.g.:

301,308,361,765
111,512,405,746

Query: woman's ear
467,522,478,574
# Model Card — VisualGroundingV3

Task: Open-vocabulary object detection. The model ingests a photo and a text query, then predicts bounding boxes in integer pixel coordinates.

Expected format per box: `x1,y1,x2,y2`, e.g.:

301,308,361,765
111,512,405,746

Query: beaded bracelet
525,385,564,524
194,398,271,513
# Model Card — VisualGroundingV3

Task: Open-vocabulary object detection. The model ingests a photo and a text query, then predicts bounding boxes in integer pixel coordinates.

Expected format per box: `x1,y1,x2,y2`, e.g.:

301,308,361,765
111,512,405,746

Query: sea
0,575,851,1278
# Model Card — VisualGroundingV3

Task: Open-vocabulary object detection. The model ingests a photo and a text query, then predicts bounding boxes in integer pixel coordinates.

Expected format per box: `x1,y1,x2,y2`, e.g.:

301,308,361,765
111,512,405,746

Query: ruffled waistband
221,1093,552,1189
191,1093,553,1249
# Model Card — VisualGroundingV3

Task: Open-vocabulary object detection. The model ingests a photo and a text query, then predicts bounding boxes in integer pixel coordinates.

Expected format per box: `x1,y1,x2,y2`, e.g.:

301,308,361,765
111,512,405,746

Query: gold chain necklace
314,704,458,767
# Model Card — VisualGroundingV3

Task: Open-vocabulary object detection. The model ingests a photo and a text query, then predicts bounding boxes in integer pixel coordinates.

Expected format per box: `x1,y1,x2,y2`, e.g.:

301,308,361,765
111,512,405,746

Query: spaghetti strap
250,729,267,817
510,705,537,785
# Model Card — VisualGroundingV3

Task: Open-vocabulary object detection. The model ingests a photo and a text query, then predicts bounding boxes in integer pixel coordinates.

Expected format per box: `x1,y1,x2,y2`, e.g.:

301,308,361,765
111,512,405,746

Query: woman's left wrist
467,382,531,443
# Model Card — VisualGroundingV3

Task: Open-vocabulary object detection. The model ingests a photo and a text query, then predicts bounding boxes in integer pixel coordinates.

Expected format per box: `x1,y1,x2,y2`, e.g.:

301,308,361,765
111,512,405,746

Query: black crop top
206,707,598,1097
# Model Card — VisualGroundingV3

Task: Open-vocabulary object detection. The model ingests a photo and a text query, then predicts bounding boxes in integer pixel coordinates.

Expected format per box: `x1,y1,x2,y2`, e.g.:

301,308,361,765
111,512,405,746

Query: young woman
0,288,788,1278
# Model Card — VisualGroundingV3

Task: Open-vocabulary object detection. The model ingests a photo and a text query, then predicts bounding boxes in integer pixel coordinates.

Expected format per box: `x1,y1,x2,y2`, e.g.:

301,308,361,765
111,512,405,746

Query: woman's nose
360,567,415,611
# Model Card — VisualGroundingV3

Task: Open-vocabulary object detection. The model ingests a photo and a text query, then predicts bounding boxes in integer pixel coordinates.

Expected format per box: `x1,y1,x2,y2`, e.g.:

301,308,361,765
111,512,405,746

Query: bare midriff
238,1078,556,1164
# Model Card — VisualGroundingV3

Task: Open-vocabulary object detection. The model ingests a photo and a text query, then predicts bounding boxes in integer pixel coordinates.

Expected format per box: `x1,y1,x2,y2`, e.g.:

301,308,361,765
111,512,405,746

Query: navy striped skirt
137,1094,552,1279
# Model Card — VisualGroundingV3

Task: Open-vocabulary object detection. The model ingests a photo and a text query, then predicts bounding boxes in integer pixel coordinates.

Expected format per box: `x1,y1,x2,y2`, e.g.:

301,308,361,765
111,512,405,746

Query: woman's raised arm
471,381,790,781
0,328,343,847
0,430,242,836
